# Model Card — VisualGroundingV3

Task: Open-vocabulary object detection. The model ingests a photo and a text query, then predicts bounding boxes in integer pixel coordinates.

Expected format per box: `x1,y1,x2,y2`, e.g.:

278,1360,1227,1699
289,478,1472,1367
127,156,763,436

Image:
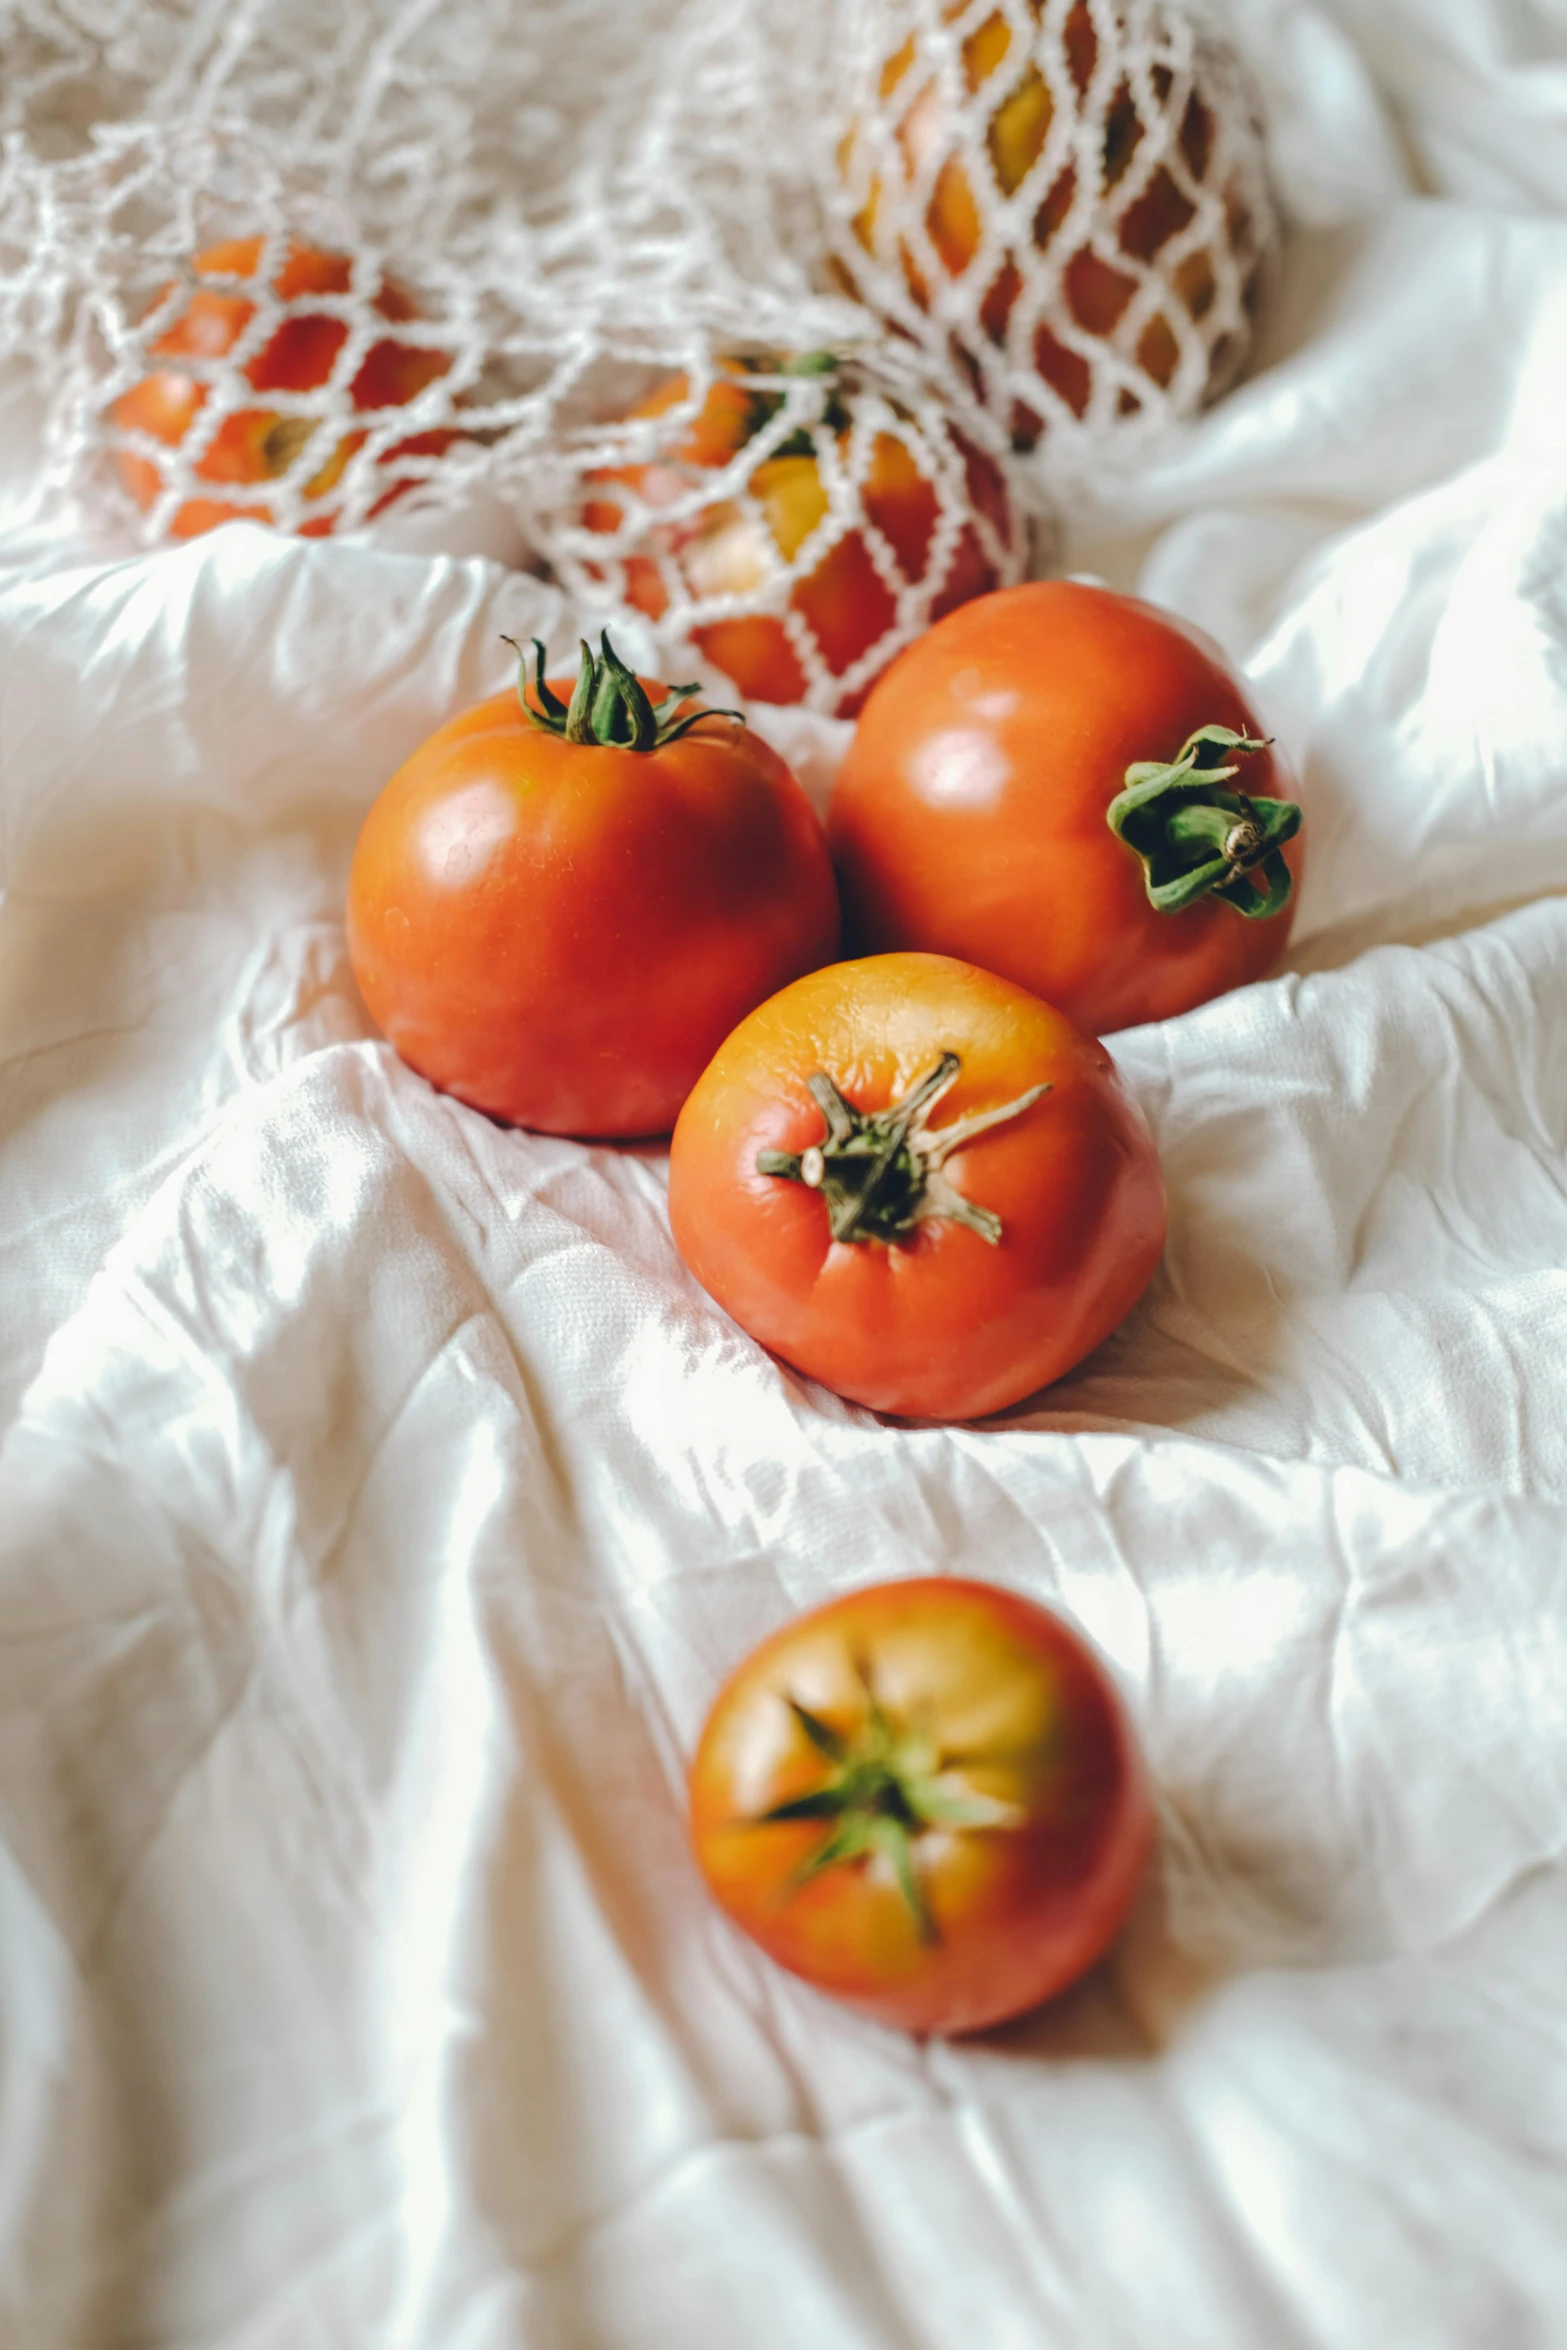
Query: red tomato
828,581,1304,1036
689,1576,1153,2036
112,236,453,538
346,635,840,1138
668,951,1164,1418
582,350,1016,716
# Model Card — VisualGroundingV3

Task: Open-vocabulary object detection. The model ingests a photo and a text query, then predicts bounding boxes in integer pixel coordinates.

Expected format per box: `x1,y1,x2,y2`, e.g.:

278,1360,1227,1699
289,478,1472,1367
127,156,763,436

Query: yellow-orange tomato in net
581,350,1020,717
835,0,1276,450
112,237,454,538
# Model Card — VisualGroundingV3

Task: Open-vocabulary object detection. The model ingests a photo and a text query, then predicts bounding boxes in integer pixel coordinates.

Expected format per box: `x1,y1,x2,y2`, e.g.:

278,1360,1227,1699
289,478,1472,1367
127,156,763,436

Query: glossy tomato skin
828,581,1302,1036
690,1577,1153,2036
113,237,452,537
668,952,1164,1418
346,688,840,1138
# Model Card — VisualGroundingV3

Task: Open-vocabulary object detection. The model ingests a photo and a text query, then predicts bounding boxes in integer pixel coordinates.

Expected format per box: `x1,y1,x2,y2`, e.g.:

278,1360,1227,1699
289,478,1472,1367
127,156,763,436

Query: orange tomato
112,236,453,537
668,951,1165,1419
829,581,1303,1037
838,1,1273,447
690,1576,1153,2035
346,634,839,1139
582,350,1016,716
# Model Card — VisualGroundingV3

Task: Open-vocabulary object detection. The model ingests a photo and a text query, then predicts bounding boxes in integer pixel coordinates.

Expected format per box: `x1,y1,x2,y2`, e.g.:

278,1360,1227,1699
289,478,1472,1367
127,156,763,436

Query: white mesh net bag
829,0,1278,461
0,0,1275,708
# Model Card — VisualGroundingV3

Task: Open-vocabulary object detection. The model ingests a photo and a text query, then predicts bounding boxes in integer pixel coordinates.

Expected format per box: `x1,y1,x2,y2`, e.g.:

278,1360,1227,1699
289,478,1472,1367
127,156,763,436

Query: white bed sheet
4,4,1567,2343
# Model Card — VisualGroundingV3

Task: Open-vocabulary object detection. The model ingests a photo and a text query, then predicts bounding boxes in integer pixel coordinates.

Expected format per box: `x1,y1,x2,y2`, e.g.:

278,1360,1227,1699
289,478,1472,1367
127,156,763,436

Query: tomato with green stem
582,348,1016,715
668,950,1165,1419
347,632,840,1138
689,1576,1153,2036
829,581,1303,1037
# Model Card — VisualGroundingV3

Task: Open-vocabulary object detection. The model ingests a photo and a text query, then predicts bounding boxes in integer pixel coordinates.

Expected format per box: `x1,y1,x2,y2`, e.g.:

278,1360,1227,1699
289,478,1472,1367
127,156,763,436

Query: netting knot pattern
830,0,1277,462
546,342,1027,716
0,0,1274,702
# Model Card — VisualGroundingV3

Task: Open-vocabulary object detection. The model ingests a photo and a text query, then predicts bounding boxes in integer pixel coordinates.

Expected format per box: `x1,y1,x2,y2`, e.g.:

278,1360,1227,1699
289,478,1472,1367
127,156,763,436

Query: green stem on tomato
758,1665,1025,1941
755,1052,1050,1247
501,630,743,752
1107,724,1301,918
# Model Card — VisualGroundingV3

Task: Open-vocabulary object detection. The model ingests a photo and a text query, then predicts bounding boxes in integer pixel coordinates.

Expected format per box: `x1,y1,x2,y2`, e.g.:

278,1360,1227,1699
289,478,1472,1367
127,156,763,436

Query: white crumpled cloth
5,4,1567,2342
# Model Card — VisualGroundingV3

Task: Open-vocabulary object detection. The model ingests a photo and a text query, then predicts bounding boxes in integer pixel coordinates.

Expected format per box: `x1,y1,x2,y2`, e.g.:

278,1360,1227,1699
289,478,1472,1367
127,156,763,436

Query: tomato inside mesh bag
0,0,1271,684
573,346,1022,715
831,0,1277,456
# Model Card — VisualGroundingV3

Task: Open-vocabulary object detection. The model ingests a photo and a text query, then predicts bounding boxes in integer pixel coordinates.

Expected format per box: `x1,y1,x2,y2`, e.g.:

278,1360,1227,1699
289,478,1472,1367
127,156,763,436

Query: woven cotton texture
0,0,1272,700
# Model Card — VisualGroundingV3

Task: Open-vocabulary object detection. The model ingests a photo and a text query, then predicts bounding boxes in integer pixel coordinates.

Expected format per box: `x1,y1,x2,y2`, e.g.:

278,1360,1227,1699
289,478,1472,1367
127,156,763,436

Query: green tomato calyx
503,630,743,752
755,1051,1050,1248
759,1666,1025,1942
724,346,850,458
1107,724,1300,918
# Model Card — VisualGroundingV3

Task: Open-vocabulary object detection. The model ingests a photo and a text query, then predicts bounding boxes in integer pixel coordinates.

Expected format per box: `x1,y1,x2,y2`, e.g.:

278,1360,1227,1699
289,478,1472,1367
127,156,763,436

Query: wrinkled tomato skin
668,952,1164,1418
113,236,452,537
828,581,1303,1036
346,687,840,1139
689,1577,1154,2036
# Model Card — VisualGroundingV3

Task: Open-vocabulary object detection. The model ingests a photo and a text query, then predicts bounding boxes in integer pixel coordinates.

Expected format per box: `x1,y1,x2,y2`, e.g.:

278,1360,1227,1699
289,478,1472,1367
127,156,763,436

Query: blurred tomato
690,1576,1153,2035
113,236,453,537
838,0,1273,447
582,350,1016,715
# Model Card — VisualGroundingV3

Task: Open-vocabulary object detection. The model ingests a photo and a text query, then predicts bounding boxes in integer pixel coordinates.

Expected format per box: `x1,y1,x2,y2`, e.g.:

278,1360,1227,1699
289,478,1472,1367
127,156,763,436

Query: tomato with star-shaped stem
689,1576,1153,2035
